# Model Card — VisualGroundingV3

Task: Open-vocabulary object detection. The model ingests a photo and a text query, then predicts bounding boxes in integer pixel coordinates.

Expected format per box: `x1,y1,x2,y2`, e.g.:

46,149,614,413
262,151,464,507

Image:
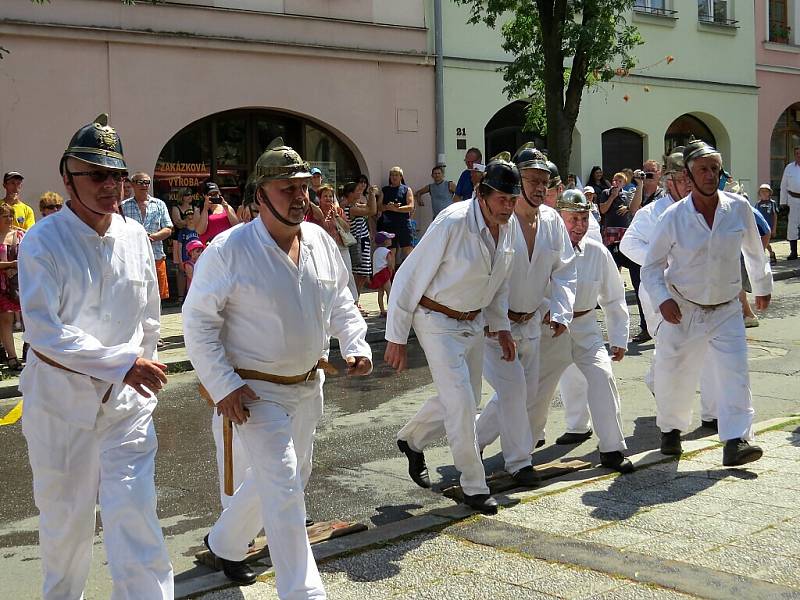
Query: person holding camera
193,181,239,245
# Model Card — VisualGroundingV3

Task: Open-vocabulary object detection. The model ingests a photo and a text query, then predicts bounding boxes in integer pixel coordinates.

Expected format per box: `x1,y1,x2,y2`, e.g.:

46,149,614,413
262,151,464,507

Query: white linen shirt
182,219,370,404
386,196,515,344
619,194,677,265
507,205,576,329
18,206,160,429
570,237,629,351
779,161,800,206
641,192,773,310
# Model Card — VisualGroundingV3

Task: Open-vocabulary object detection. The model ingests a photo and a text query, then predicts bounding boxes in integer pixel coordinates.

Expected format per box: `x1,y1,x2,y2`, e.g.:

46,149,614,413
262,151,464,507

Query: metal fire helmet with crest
481,152,522,196
252,137,312,185
556,189,592,213
512,142,550,173
60,113,127,174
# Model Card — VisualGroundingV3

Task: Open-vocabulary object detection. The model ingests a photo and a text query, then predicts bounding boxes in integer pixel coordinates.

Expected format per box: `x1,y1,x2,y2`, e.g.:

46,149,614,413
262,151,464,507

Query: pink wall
755,0,800,185
0,34,436,225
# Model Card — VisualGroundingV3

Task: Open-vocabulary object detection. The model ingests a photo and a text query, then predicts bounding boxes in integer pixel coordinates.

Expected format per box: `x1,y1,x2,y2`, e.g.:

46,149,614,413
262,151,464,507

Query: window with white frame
635,0,667,10
698,0,733,24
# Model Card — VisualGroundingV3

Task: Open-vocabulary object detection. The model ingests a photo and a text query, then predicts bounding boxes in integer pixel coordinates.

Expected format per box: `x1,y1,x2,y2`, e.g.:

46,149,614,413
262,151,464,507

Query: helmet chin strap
63,162,118,218
686,169,720,198
258,188,305,227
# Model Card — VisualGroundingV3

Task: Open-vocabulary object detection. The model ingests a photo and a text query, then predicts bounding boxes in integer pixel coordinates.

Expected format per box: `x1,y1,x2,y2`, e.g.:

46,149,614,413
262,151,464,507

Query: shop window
664,114,717,155
154,109,360,208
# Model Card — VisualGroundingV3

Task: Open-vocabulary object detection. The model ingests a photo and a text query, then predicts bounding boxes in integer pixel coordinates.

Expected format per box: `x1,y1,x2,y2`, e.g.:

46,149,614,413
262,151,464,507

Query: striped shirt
121,196,173,260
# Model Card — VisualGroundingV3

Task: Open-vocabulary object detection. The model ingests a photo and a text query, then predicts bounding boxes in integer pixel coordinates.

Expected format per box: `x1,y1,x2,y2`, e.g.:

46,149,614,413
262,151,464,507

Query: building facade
0,0,435,217
755,0,800,197
439,1,760,197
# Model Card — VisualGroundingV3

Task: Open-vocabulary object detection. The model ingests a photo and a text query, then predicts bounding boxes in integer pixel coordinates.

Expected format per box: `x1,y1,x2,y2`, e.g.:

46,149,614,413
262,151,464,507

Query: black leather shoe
660,429,683,456
787,254,798,261
511,465,541,487
535,439,545,449
305,517,315,527
631,331,652,343
397,439,431,488
701,419,718,432
723,439,763,466
463,493,498,514
599,451,635,474
555,430,593,445
204,534,257,586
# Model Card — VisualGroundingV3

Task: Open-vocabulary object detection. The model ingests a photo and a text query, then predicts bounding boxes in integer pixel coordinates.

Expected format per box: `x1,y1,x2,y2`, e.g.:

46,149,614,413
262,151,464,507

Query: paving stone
736,527,800,558
688,543,787,578
492,505,611,536
718,503,800,527
522,565,628,599
623,510,707,535
623,534,720,561
587,582,699,599
753,554,800,589
577,524,663,550
469,550,571,585
414,573,553,600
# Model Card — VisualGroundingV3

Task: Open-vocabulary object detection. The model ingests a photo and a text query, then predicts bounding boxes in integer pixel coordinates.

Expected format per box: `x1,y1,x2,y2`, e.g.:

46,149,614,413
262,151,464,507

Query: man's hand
216,384,257,425
659,299,682,324
755,294,771,311
497,330,516,361
123,357,168,398
384,342,408,372
346,356,373,376
550,322,567,337
610,346,626,362
616,205,629,216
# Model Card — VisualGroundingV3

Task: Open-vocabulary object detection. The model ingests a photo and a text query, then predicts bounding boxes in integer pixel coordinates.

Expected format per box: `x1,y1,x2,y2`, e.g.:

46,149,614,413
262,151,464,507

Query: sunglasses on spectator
132,179,151,186
67,170,129,183
42,204,62,211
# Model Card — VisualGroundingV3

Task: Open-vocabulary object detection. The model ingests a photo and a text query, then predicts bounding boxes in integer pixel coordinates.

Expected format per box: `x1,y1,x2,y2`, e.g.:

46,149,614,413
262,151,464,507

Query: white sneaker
744,316,759,328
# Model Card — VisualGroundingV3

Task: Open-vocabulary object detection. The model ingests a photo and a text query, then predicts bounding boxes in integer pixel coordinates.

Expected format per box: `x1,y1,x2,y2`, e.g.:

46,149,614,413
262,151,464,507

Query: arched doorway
484,101,546,160
770,102,800,192
601,128,644,177
154,108,361,207
664,114,717,154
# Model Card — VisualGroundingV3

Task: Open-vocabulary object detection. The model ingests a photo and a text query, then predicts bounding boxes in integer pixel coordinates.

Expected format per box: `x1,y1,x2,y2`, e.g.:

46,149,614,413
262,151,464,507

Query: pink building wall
755,0,800,186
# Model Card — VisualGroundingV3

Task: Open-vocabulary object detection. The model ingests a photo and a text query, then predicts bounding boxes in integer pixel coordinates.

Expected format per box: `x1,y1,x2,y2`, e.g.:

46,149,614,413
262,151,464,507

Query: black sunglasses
42,204,62,211
67,169,128,183
132,179,151,186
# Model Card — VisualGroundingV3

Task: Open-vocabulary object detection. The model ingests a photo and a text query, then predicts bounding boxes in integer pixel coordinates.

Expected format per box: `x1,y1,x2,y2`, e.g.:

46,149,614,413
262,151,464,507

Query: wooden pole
223,416,234,496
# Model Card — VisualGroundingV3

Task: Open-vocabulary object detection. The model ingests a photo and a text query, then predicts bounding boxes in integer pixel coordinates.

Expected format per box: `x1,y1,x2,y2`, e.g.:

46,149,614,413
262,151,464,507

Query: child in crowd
370,231,395,317
183,239,205,290
756,183,778,265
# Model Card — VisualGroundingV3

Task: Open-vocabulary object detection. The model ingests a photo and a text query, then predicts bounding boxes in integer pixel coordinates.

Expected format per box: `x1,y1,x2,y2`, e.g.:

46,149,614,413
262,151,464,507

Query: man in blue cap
18,114,173,598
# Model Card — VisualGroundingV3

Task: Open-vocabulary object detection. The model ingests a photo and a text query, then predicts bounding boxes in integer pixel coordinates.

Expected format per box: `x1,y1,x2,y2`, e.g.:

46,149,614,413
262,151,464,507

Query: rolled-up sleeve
326,237,371,363
598,245,629,350
549,223,577,326
741,205,773,297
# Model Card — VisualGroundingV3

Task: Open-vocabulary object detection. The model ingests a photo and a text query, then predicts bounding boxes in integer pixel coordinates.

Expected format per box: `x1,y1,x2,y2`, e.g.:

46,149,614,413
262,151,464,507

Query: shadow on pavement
370,504,424,527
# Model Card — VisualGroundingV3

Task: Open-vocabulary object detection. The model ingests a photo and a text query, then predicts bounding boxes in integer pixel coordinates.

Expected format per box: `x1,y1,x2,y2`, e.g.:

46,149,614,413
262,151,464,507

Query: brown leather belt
788,190,800,199
672,286,730,310
199,359,338,407
508,310,536,323
419,295,481,321
33,349,114,403
573,309,592,318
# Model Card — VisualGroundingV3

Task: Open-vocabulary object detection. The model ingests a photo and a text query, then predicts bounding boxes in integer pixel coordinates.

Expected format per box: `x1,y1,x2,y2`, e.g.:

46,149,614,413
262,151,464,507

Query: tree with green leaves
453,0,642,177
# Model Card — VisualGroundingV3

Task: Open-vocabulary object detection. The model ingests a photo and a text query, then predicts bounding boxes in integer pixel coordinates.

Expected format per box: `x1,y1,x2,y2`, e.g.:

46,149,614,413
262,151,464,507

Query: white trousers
654,300,754,442
559,363,591,434
787,197,800,241
22,401,174,600
475,330,537,473
211,388,322,509
208,380,325,600
396,317,488,496
531,321,627,453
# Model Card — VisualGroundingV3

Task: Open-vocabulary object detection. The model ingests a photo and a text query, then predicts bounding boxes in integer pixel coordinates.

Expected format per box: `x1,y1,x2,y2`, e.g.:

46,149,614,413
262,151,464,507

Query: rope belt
671,286,730,310
32,349,114,403
573,309,592,318
419,295,481,321
508,310,537,323
787,190,800,199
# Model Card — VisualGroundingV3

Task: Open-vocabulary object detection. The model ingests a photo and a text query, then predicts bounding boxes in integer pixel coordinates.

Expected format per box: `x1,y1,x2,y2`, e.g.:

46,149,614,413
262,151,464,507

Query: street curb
174,414,800,599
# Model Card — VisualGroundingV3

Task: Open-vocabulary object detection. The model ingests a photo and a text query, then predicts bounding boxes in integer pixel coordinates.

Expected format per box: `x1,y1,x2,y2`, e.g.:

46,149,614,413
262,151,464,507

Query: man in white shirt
620,148,717,431
385,158,519,515
183,138,372,597
18,114,173,599
779,145,800,260
532,189,633,473
642,140,772,466
475,146,576,482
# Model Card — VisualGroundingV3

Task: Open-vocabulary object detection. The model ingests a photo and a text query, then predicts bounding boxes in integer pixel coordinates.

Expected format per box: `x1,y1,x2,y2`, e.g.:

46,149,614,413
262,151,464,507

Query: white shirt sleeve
640,213,675,312
142,239,161,361
182,244,243,404
326,237,372,363
484,269,511,333
597,244,629,350
385,222,451,344
780,165,789,206
19,240,139,383
619,207,653,266
740,203,773,297
549,222,577,326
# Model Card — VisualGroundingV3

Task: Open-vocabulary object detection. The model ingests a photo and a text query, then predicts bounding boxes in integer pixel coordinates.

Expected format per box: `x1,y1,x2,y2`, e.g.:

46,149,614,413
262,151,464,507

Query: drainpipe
434,0,446,166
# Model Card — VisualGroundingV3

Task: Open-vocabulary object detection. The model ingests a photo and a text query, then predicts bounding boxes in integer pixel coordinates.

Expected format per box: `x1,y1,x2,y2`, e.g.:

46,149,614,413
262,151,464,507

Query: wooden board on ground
195,520,368,569
442,459,593,501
